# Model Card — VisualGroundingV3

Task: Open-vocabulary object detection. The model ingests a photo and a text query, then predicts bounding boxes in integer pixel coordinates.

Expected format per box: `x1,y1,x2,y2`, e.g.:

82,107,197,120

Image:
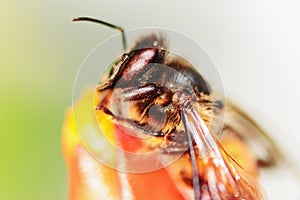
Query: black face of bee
97,34,217,142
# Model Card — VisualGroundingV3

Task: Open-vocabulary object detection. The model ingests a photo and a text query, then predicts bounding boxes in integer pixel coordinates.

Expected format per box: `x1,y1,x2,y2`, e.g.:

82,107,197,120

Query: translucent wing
179,99,264,200
224,101,283,167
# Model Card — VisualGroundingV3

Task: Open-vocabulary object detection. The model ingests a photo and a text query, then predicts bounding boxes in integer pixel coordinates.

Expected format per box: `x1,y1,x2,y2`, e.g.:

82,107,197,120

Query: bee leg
96,99,165,137
121,83,169,101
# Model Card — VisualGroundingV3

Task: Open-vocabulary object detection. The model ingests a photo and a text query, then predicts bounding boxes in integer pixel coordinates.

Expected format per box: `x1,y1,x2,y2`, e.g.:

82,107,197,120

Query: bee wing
179,102,264,200
224,101,283,167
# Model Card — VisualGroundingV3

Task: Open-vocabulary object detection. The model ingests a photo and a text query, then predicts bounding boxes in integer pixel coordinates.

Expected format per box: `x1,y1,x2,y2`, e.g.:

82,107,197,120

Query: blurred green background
1,0,300,200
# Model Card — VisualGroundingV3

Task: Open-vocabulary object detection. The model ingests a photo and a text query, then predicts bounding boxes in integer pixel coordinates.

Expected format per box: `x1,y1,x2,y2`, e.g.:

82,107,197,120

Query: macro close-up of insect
62,17,299,200
3,1,300,200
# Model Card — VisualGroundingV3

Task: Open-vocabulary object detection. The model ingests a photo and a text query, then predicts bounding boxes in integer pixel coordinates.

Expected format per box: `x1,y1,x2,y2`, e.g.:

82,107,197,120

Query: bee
70,17,282,200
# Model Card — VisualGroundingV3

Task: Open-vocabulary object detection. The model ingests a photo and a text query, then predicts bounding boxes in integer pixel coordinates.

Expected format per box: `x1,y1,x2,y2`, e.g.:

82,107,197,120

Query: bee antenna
72,17,127,51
